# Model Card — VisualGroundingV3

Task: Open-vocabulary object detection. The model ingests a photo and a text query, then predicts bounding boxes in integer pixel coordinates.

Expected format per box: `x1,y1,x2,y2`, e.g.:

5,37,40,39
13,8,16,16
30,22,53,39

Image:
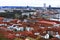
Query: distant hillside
0,6,38,8
0,6,60,10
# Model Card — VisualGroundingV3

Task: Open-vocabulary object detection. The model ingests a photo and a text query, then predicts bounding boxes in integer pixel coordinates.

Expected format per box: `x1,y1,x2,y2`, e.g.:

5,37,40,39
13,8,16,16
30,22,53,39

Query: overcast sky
0,0,60,7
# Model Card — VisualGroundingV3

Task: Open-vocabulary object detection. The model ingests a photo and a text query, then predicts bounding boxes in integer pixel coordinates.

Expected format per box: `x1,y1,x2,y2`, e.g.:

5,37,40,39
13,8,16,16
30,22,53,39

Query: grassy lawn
0,37,9,40
0,33,9,40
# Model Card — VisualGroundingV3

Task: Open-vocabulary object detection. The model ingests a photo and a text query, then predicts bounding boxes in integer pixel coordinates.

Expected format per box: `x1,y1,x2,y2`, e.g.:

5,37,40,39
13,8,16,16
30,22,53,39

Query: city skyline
0,0,60,7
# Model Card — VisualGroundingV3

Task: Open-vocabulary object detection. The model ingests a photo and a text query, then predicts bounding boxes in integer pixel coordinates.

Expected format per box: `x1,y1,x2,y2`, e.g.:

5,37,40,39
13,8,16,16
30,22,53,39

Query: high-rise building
49,5,51,10
43,3,47,10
